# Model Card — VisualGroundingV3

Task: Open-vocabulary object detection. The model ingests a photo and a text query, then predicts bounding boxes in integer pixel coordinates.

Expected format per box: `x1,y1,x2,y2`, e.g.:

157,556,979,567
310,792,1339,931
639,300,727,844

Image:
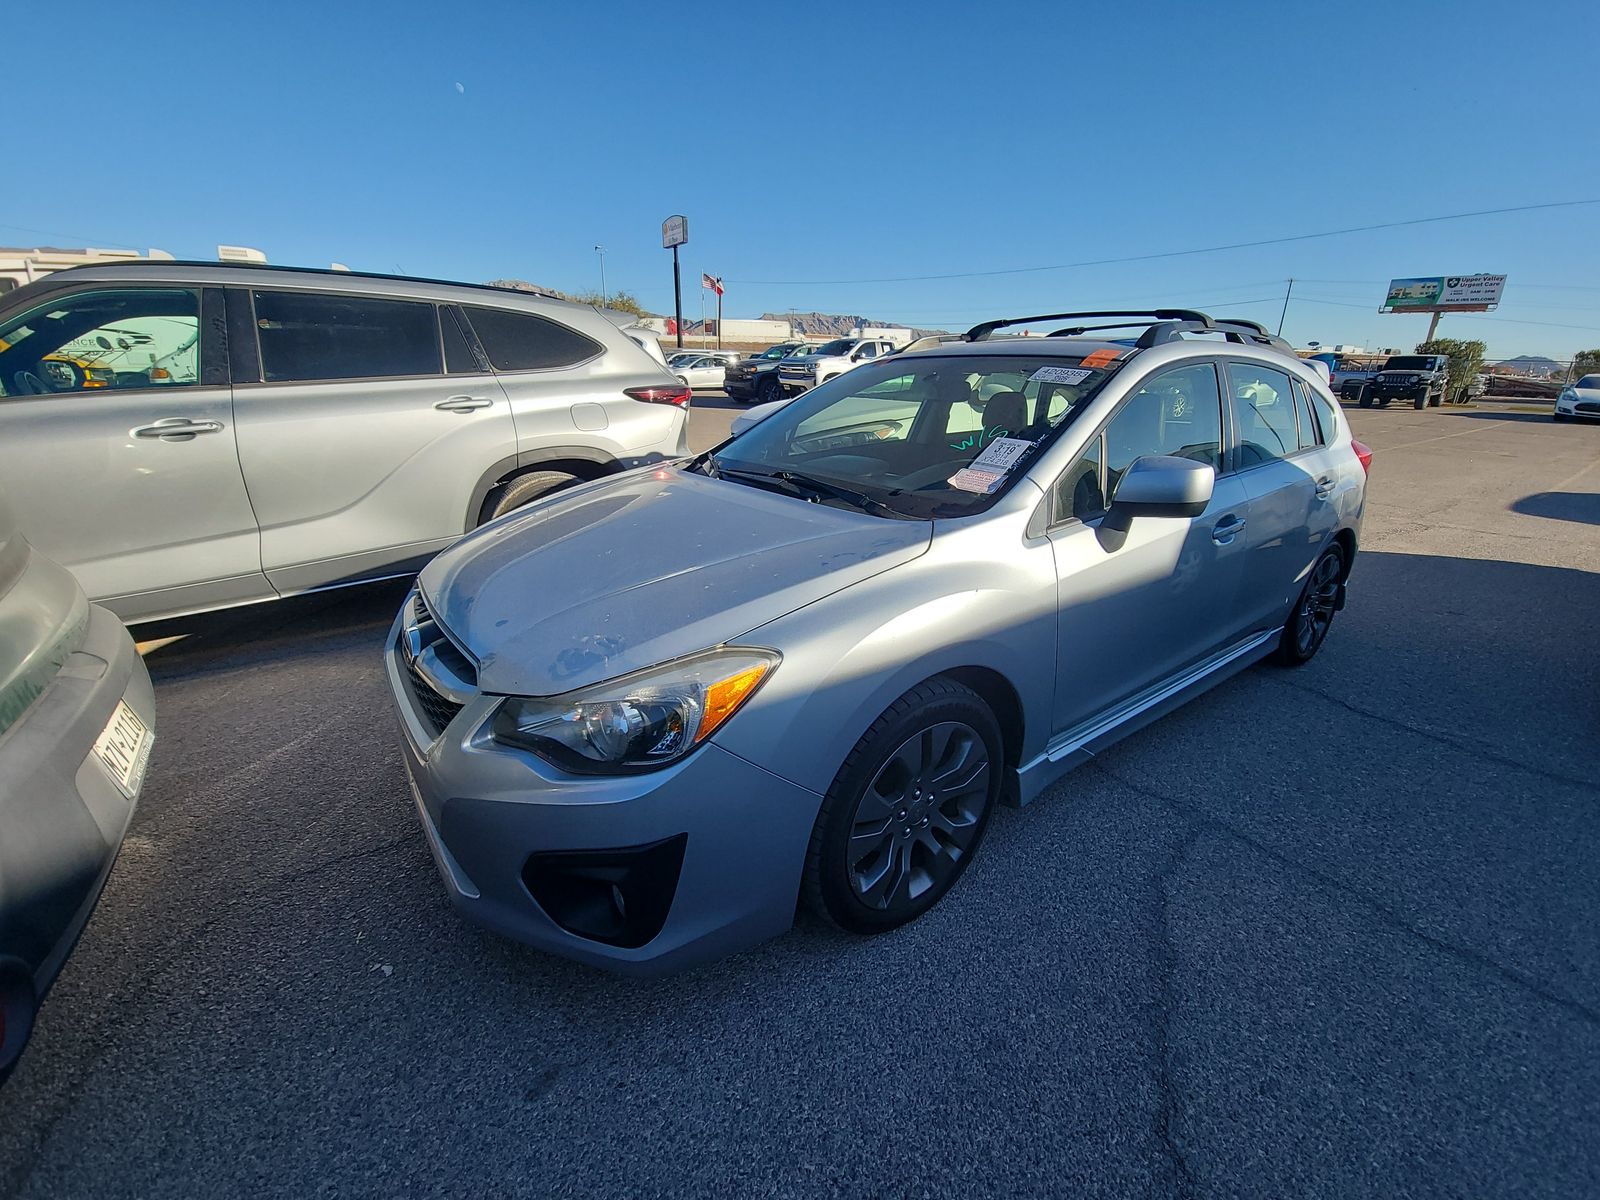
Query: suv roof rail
965,309,1207,342
33,259,573,302
965,308,1298,359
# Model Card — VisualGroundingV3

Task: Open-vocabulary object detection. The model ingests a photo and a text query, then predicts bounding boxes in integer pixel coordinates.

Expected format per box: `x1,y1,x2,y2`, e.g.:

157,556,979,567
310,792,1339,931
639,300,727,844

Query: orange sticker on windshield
1080,349,1120,368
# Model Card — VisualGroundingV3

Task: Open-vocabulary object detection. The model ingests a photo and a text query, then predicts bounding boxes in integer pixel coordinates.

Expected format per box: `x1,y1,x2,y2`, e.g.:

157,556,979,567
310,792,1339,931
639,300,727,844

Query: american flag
701,273,723,296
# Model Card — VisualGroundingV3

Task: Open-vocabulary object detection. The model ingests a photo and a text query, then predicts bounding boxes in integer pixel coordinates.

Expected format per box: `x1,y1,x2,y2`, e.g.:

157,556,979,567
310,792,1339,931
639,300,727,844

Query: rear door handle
1212,516,1247,545
435,395,493,413
131,418,224,441
1315,476,1337,499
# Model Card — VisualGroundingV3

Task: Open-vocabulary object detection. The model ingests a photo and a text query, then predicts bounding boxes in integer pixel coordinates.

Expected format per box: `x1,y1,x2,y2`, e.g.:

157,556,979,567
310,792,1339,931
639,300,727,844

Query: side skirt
1010,628,1280,807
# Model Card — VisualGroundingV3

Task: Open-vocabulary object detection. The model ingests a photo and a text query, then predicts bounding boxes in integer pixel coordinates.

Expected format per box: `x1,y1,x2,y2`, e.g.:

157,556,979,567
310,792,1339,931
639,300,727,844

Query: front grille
399,590,477,739
404,654,464,735
1577,402,1600,414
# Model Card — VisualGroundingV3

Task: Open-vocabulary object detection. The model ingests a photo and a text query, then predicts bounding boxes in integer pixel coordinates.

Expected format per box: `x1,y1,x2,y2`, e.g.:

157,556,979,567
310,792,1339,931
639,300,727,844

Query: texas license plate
92,700,153,799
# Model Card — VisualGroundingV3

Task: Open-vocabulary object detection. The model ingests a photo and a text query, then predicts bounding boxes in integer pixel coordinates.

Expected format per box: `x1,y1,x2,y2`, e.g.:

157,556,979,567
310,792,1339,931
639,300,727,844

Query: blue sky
9,0,1599,359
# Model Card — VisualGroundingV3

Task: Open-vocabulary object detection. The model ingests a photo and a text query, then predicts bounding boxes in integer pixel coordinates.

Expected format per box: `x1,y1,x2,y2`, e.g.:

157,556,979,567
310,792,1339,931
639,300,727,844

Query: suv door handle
1212,516,1247,545
1315,476,1337,499
131,418,224,441
435,395,493,413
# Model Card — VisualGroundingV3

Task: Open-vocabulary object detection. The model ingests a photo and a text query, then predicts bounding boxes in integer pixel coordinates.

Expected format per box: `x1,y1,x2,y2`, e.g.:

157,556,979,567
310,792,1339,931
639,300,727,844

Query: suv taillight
1351,438,1373,474
625,385,692,407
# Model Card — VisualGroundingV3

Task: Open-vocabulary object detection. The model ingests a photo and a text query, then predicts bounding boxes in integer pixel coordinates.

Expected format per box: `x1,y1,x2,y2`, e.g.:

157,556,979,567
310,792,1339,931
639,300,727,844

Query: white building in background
0,245,278,294
0,246,176,294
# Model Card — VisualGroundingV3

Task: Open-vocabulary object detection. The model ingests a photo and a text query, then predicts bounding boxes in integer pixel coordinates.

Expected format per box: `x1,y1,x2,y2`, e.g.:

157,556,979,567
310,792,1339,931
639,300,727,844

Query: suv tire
1413,392,1427,410
483,469,583,523
803,678,1001,934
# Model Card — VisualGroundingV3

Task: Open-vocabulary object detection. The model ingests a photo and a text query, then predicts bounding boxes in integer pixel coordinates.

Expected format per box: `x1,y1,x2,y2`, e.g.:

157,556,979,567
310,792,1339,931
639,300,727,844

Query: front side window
463,306,602,371
254,291,440,382
711,355,1117,518
1229,362,1299,467
0,288,200,396
1105,361,1224,495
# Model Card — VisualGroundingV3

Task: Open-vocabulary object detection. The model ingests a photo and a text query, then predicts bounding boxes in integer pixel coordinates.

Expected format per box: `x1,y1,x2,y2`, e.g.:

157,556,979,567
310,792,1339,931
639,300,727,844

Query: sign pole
1424,311,1442,343
717,287,723,350
672,245,683,350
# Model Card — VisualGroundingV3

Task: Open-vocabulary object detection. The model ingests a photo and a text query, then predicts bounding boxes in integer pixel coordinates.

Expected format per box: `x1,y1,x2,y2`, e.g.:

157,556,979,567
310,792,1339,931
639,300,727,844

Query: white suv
0,263,690,623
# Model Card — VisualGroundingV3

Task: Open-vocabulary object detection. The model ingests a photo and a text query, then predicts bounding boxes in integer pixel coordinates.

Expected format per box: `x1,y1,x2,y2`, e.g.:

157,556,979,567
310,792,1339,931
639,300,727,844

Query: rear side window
1306,384,1340,444
253,291,440,382
1229,362,1299,467
462,306,601,371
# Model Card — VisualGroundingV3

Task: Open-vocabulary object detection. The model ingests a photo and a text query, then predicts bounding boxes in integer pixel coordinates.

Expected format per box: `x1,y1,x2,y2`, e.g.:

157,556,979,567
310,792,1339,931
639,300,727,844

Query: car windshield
1577,374,1600,389
703,354,1117,518
756,345,791,359
1383,356,1433,371
811,339,855,356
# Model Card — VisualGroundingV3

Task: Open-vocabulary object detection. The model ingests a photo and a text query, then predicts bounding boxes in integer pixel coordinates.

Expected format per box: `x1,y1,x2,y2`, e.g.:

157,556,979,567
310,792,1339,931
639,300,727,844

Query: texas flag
701,273,724,296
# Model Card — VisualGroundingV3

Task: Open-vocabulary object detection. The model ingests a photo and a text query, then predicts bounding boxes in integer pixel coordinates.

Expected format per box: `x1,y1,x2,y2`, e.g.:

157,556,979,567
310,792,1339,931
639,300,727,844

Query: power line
0,221,140,249
729,199,1600,286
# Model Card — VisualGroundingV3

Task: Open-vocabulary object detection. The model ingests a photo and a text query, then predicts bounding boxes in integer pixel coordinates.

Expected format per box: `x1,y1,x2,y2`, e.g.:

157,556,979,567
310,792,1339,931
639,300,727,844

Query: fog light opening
521,834,687,949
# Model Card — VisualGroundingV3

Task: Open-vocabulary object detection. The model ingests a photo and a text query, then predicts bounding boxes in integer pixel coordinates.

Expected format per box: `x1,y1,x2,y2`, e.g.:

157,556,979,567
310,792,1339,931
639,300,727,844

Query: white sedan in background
674,355,731,389
1554,374,1600,422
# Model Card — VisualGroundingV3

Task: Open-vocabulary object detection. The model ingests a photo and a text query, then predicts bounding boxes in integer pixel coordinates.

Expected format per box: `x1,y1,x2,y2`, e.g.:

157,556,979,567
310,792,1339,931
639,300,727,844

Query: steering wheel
13,369,51,396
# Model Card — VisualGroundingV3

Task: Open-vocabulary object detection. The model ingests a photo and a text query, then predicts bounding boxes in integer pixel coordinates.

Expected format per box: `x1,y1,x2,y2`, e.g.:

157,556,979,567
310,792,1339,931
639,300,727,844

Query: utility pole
1277,277,1294,337
593,245,607,308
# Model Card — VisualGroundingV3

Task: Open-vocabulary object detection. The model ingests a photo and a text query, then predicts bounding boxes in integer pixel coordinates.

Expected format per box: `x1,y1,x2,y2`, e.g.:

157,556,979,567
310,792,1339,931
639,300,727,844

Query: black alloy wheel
804,679,1000,933
1275,542,1344,666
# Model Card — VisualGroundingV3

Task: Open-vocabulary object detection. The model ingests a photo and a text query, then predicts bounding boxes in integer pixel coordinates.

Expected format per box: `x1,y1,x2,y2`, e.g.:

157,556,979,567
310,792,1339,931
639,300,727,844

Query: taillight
625,385,692,407
1351,438,1373,474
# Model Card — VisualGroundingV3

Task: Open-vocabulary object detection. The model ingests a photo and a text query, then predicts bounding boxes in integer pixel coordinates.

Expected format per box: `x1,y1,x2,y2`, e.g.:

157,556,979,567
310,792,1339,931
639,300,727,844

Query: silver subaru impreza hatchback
386,310,1371,974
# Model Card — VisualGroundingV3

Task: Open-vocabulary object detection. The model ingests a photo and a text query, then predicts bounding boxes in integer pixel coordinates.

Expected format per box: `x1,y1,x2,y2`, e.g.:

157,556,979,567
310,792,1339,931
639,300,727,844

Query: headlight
490,648,779,774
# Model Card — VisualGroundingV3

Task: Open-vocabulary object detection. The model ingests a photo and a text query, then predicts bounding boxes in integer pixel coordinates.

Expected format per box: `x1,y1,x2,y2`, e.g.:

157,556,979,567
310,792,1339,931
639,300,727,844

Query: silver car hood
419,468,931,697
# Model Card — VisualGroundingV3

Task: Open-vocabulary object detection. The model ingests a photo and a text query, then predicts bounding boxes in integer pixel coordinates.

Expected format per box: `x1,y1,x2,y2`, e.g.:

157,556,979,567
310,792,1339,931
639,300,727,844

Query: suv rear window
253,291,441,382
462,306,601,371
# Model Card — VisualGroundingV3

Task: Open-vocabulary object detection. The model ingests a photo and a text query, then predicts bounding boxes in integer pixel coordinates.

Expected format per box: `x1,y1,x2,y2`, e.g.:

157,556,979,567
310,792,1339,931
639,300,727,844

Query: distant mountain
484,278,566,298
760,311,950,339
1491,355,1562,377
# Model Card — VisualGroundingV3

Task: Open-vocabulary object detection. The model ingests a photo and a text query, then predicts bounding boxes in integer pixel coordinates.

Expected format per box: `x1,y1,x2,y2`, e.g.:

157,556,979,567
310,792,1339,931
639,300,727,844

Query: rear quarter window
462,306,602,371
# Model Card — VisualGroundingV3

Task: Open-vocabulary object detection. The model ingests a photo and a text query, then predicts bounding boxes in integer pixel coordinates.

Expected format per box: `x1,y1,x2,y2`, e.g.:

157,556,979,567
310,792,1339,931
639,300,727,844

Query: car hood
1567,387,1600,402
419,468,931,697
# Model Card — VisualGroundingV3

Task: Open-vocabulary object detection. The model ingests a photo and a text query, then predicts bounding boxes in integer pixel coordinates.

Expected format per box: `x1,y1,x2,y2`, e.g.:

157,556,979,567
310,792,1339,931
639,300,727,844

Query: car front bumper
384,616,823,975
1555,399,1600,419
0,604,151,1068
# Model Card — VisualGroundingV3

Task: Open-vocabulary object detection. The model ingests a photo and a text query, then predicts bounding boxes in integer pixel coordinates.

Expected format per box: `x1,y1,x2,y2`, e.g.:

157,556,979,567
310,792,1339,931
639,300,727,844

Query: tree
1414,337,1486,403
1570,349,1600,380
565,289,649,318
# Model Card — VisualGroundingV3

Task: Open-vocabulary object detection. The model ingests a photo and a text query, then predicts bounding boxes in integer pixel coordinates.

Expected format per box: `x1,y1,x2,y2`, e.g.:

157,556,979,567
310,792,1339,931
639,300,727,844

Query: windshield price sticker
949,437,1034,493
1029,366,1093,386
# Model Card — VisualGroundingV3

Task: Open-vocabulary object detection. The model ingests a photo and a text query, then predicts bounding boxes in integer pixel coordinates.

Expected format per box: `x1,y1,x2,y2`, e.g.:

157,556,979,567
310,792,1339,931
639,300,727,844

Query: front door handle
1212,516,1247,545
131,418,224,441
1314,476,1337,499
435,395,493,413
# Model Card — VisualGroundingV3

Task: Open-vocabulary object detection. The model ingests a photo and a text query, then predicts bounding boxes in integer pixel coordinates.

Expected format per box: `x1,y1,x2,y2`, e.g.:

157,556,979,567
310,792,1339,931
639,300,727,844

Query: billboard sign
1381,274,1506,313
661,214,688,249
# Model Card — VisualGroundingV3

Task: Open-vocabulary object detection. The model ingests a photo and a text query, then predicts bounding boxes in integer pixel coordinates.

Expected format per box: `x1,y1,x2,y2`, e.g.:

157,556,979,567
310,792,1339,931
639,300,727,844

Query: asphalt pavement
2,400,1598,1198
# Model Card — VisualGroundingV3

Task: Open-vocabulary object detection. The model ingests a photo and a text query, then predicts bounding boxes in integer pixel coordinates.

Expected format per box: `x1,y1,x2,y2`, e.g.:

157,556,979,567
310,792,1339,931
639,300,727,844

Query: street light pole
593,245,607,308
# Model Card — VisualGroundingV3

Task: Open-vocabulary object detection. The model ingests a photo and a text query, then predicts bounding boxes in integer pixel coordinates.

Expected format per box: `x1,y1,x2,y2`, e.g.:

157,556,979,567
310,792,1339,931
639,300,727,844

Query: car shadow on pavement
136,577,413,682
1511,491,1600,525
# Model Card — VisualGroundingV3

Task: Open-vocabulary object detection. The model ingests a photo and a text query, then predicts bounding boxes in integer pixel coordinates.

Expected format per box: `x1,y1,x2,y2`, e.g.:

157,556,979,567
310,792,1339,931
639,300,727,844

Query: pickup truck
1362,354,1450,410
777,336,899,395
1331,362,1380,402
723,342,808,405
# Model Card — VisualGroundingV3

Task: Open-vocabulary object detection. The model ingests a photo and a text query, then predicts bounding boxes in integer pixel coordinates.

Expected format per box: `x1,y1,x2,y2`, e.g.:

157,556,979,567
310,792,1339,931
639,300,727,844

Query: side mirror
1104,456,1214,530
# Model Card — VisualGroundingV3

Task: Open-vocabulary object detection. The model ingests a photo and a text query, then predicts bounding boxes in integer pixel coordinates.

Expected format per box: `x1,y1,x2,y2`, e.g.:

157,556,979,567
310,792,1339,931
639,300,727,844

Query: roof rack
965,309,1206,342
964,308,1297,357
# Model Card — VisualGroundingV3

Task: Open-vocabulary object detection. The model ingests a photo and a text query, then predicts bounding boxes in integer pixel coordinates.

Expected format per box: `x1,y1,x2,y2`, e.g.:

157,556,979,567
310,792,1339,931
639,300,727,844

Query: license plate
92,700,153,799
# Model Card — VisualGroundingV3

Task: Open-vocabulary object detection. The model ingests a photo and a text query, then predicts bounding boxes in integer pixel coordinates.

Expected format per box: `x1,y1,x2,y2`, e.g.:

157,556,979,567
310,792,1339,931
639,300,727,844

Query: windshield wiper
716,464,911,519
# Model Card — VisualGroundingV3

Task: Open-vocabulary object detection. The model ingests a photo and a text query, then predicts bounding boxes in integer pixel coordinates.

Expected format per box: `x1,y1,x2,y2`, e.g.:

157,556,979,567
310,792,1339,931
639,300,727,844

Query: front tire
1275,542,1345,666
756,375,782,406
803,678,1001,934
1413,393,1427,410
